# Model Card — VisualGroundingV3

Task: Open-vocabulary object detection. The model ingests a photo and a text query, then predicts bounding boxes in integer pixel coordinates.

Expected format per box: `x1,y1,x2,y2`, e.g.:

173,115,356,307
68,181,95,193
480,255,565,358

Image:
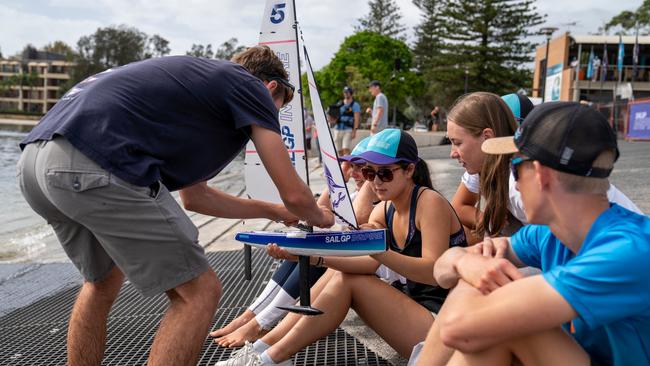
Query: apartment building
0,50,75,114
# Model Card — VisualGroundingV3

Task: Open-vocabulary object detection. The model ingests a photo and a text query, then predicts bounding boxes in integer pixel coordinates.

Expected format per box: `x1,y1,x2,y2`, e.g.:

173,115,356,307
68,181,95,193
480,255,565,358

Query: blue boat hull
235,229,387,256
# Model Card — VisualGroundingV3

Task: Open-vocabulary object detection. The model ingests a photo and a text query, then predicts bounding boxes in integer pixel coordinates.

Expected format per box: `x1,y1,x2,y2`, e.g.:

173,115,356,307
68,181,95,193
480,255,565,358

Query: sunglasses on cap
361,166,401,182
267,76,295,106
510,156,533,181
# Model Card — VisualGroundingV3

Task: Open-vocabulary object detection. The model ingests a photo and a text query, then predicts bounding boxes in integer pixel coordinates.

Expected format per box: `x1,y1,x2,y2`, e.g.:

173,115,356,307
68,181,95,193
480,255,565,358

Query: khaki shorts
333,128,354,151
18,137,210,296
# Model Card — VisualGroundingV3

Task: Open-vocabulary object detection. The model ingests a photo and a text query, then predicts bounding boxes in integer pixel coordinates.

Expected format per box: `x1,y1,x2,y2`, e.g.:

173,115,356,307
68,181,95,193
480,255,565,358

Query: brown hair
448,92,519,237
231,45,294,105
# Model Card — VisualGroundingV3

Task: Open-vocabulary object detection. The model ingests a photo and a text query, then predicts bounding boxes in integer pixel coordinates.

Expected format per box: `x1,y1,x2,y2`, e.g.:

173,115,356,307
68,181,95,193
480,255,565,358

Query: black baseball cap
343,86,354,94
501,93,534,123
482,102,619,178
368,80,381,87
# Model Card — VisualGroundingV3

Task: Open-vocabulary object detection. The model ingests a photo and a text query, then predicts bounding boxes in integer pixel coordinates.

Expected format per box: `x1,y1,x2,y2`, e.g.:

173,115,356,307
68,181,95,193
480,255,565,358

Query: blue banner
627,100,650,140
617,35,624,74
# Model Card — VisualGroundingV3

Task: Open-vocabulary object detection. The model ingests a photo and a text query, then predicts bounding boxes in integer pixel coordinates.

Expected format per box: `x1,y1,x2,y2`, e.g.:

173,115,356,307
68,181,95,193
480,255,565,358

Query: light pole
540,26,558,102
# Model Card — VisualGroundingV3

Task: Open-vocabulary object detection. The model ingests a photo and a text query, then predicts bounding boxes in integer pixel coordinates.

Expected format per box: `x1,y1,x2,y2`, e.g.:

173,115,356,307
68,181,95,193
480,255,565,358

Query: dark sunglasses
361,167,401,182
510,156,533,181
267,76,295,107
267,76,295,93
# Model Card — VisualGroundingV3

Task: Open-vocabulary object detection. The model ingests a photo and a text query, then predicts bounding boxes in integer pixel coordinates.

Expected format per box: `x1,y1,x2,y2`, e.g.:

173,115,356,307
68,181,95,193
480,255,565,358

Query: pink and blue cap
338,136,372,163
356,129,419,165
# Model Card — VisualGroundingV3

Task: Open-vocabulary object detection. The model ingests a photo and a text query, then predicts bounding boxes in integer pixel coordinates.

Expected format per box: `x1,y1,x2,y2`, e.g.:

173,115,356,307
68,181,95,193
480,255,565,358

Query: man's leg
148,269,221,366
68,266,124,366
446,327,590,366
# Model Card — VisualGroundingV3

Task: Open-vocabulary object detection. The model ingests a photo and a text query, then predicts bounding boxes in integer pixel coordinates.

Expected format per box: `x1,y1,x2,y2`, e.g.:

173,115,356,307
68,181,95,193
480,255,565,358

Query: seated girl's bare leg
347,274,434,358
209,309,256,338
265,271,357,363
214,317,267,347
259,268,337,346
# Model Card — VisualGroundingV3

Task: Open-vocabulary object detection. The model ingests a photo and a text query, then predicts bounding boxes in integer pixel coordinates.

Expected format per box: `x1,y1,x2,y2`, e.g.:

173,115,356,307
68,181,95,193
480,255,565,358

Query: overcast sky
0,0,642,70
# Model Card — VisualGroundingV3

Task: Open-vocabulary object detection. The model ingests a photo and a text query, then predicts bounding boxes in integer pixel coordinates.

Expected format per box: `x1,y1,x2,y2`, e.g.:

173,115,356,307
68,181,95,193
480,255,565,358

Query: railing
574,64,650,83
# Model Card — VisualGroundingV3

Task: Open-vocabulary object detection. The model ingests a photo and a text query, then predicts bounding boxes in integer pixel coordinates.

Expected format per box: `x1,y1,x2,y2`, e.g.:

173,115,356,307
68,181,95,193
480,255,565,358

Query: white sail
303,43,358,229
245,0,308,203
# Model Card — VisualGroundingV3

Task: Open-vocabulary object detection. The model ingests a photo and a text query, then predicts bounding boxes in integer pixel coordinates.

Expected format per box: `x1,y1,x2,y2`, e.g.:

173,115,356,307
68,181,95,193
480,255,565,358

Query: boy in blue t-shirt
416,102,650,366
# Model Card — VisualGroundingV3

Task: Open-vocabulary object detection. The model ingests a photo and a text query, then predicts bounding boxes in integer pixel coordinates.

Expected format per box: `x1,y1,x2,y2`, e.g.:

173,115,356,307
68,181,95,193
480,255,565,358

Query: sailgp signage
627,99,650,140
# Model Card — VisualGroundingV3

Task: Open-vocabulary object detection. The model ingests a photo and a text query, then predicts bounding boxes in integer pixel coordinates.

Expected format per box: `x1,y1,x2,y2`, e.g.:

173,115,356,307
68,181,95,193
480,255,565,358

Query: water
0,131,63,263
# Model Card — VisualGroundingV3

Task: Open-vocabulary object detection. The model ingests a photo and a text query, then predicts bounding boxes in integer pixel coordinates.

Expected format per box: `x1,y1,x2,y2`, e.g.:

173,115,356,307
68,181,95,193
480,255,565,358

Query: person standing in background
303,109,315,158
430,106,440,131
368,80,388,134
333,86,361,156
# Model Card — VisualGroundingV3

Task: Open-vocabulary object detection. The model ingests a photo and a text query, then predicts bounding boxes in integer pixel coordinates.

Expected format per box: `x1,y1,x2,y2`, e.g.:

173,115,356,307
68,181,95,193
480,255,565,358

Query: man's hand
456,255,524,295
266,243,299,262
370,124,377,134
306,207,335,228
270,204,299,227
467,237,510,258
351,129,357,139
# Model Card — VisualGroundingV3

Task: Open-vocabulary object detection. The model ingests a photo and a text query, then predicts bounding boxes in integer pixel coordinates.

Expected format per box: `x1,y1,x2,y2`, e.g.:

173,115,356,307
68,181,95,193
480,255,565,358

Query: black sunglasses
510,156,533,181
267,76,295,93
361,167,401,182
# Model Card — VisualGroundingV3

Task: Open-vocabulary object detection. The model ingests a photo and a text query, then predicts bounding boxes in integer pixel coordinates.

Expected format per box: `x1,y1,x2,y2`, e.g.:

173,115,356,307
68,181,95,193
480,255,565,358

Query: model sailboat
237,0,387,314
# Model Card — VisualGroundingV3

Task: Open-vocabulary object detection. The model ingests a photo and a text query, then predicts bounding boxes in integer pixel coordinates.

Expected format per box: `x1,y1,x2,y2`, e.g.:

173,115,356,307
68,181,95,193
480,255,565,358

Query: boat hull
235,229,387,257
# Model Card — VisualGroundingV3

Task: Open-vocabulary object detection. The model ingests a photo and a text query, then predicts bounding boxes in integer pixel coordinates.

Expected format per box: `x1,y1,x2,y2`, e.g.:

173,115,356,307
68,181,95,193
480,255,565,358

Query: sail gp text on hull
325,234,352,243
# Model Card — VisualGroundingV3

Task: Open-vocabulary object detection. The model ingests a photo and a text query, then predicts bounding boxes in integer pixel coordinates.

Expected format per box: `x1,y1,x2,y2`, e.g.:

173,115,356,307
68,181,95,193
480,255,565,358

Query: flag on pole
586,46,595,79
617,35,625,81
601,42,608,81
633,29,640,81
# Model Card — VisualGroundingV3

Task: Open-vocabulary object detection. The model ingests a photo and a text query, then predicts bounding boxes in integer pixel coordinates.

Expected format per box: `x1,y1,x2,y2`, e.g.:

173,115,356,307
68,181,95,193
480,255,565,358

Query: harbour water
0,131,64,263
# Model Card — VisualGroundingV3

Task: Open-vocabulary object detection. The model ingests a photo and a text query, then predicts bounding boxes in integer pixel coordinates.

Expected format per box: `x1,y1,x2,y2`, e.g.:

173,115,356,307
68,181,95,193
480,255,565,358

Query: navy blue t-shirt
21,56,280,191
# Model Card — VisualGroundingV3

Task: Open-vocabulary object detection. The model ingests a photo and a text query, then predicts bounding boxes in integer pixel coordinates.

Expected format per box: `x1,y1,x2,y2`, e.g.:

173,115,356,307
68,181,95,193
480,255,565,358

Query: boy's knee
83,266,124,299
171,269,222,309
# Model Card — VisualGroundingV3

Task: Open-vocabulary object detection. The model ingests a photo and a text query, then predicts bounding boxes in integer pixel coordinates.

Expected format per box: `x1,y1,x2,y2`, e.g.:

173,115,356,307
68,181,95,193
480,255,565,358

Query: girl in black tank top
244,130,469,363
385,185,467,313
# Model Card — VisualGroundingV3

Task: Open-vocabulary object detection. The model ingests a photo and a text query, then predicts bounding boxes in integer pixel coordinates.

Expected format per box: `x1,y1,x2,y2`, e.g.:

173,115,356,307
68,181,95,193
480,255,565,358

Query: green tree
215,38,246,60
73,25,149,83
146,34,171,58
71,25,169,86
431,0,544,105
43,41,76,60
77,25,148,69
186,44,214,58
315,31,423,124
411,0,448,108
355,0,406,39
605,0,650,35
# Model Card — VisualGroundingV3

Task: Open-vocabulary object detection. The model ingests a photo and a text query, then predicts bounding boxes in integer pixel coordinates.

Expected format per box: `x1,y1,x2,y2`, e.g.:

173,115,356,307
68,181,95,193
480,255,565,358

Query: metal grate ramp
0,250,391,365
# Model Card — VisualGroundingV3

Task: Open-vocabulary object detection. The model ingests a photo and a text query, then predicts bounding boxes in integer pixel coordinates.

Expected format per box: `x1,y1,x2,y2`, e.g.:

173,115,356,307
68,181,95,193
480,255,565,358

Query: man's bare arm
180,181,296,223
439,277,578,353
250,125,333,227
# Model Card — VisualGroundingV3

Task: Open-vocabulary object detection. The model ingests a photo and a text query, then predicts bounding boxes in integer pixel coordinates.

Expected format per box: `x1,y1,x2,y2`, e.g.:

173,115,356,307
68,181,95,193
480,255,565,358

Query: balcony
573,65,650,91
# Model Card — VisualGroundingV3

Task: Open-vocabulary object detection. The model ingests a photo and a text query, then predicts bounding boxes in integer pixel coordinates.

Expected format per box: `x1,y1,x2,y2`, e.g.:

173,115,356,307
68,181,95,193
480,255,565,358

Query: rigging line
332,210,359,231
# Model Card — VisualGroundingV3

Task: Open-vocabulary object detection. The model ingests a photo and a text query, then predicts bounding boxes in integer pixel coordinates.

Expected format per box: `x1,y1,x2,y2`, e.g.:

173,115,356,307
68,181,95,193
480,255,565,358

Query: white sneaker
214,341,260,366
247,355,293,366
